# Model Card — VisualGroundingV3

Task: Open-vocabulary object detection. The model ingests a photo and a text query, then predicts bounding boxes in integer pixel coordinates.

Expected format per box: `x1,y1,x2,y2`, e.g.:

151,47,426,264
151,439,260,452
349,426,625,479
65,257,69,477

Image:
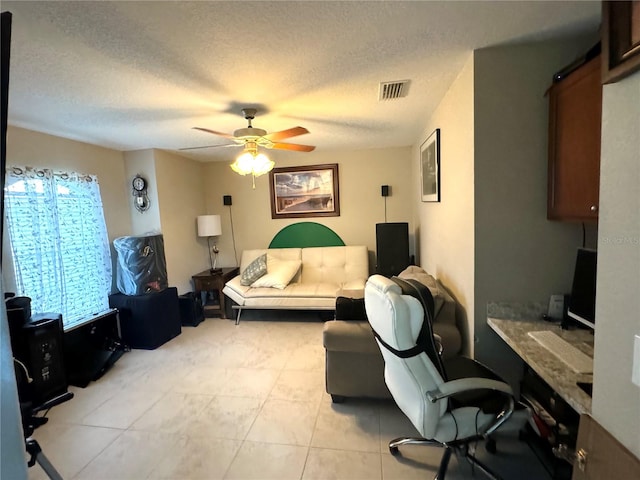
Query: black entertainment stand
63,309,127,387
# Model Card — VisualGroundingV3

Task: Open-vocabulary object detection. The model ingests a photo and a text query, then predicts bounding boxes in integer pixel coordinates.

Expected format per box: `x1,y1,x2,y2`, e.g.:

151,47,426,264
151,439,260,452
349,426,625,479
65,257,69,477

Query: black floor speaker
376,222,410,277
10,314,68,405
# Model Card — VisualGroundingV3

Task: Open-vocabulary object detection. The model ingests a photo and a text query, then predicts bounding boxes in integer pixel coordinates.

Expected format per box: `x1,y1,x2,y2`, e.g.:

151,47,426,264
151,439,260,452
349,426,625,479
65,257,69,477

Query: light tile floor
26,314,552,480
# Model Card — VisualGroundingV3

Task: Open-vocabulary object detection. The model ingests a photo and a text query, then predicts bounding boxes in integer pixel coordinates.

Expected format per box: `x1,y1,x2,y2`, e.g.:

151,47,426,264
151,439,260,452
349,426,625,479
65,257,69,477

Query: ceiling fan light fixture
251,153,275,177
230,146,275,187
230,151,255,176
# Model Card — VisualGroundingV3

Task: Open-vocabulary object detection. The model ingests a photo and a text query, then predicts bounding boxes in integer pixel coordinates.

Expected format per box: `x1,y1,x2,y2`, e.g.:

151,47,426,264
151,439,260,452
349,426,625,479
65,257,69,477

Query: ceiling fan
181,108,316,153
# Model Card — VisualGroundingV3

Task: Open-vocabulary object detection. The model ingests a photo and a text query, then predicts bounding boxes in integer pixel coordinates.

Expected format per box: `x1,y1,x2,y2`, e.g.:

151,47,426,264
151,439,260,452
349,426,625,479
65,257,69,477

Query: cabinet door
547,56,602,222
572,414,640,480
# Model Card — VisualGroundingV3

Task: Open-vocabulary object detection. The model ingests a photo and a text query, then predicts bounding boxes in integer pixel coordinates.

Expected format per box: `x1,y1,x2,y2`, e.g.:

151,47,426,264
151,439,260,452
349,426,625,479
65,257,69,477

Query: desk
487,306,594,415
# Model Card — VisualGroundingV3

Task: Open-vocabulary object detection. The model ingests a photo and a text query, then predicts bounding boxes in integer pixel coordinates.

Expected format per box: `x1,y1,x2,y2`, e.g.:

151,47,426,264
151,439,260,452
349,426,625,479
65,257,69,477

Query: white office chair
365,275,528,480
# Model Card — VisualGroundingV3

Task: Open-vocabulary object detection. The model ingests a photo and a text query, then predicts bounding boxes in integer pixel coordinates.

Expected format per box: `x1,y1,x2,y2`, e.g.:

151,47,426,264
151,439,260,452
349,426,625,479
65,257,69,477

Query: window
4,167,112,329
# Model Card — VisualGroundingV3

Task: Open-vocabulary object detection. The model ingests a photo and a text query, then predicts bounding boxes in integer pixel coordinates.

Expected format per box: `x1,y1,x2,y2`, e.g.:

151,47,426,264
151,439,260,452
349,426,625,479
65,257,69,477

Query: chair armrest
426,378,513,403
433,334,443,355
427,377,516,436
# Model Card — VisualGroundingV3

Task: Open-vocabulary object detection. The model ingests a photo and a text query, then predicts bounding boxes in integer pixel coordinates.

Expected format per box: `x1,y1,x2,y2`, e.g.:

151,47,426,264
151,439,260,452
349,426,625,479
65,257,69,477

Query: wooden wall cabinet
547,55,602,222
602,1,640,84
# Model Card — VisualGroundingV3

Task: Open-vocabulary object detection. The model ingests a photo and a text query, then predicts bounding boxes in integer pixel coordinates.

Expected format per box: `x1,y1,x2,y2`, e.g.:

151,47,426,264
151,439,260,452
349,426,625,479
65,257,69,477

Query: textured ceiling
4,1,600,162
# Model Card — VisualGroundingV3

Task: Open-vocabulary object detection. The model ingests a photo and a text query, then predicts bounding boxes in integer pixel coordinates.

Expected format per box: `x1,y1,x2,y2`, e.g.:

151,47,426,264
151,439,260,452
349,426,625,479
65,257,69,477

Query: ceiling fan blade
270,142,316,152
179,143,240,151
192,127,236,139
262,126,309,142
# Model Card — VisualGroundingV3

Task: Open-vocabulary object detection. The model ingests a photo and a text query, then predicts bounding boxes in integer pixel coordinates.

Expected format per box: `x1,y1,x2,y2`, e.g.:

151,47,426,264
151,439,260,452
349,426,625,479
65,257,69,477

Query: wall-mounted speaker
223,195,232,206
381,185,389,197
376,222,410,277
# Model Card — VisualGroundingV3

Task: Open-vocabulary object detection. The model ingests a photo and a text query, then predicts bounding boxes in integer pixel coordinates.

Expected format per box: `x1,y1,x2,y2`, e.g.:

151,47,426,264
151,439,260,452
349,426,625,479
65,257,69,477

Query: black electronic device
381,185,389,197
18,314,68,405
63,309,127,388
567,248,597,330
223,195,232,206
375,222,410,277
178,292,204,326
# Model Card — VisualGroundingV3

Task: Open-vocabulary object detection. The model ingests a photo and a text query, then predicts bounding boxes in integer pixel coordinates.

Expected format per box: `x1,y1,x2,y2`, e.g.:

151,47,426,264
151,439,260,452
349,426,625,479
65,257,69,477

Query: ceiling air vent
379,80,410,101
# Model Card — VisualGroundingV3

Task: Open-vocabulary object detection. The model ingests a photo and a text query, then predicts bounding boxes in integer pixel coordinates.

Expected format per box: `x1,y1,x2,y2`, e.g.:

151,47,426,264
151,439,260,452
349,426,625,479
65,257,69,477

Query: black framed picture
420,128,440,202
269,163,340,219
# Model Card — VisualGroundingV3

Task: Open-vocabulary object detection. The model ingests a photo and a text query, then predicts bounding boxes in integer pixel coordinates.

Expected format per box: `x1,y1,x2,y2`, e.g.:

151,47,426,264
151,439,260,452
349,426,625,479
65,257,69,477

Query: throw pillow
335,296,368,321
251,259,301,289
397,265,444,317
240,254,267,286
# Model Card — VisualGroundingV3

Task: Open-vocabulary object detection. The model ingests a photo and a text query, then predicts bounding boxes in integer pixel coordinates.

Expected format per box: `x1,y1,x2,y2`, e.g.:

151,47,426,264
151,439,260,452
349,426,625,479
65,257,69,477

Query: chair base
388,436,503,480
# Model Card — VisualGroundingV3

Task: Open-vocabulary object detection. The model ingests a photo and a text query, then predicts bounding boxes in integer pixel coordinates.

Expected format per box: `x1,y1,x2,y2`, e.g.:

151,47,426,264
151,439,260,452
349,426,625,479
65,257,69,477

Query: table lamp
197,214,222,273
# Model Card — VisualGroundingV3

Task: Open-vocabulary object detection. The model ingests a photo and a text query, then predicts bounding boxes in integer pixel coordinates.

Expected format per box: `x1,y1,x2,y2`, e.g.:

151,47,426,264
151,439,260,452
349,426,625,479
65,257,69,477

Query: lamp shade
197,215,222,237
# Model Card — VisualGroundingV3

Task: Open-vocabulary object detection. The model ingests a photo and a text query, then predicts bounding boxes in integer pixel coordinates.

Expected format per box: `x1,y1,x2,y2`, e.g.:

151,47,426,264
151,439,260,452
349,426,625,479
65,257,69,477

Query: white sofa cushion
251,259,301,289
301,246,369,284
240,249,303,284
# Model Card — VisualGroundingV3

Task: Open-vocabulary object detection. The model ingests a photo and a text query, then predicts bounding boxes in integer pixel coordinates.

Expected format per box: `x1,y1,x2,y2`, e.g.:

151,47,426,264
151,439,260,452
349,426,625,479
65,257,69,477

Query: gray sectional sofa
323,266,461,402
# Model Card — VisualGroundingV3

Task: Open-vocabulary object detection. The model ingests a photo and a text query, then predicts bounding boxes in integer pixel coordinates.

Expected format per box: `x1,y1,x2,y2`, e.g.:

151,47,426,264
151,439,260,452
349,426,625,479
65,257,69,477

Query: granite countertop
487,302,593,415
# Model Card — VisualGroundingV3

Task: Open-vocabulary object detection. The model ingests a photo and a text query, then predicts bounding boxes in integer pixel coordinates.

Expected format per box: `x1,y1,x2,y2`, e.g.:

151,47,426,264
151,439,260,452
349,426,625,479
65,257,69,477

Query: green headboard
268,222,345,248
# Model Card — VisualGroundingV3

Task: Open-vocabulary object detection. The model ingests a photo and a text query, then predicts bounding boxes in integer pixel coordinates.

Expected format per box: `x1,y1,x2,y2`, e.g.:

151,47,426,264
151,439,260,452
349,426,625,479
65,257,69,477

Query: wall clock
132,175,150,212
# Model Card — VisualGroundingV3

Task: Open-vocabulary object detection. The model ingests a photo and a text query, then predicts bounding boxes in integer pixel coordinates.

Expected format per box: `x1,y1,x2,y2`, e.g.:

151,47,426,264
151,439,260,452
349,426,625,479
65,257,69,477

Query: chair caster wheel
486,438,497,454
389,446,399,456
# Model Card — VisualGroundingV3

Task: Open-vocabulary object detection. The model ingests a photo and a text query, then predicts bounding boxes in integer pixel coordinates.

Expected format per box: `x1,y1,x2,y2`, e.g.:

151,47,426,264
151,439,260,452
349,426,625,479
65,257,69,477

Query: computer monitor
567,248,597,329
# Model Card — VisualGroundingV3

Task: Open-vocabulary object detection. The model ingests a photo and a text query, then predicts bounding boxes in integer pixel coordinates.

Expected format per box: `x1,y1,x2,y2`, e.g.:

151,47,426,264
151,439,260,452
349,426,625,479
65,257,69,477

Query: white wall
154,149,207,293
592,70,640,458
472,39,592,381
123,149,161,235
413,54,476,355
412,36,596,369
202,147,413,272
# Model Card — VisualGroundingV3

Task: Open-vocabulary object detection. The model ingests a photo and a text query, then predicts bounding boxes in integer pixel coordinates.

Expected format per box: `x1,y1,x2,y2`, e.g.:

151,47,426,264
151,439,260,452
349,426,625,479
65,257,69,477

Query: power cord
228,205,239,267
13,358,33,383
384,196,388,222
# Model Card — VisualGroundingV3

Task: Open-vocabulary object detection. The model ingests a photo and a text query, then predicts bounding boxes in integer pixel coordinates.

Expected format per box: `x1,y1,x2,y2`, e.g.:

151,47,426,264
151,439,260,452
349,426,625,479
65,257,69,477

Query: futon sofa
222,245,369,323
323,266,461,402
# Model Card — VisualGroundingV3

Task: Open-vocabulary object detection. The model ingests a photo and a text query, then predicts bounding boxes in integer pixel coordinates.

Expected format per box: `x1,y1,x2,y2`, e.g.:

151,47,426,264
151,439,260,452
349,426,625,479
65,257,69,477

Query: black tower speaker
12,314,68,405
376,222,410,277
223,195,232,206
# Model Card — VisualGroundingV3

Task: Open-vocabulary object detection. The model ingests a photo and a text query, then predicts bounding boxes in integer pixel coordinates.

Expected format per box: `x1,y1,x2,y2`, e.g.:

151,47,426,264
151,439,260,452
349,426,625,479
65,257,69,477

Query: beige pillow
251,260,301,289
397,265,444,316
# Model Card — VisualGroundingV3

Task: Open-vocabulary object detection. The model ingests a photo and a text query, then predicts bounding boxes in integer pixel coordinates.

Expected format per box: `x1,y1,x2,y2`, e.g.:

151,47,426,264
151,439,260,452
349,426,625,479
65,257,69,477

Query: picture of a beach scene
271,165,339,217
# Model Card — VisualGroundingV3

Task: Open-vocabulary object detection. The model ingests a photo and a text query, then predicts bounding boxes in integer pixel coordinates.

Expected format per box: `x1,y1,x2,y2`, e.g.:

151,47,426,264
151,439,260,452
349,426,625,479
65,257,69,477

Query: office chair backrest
390,276,447,379
365,275,448,438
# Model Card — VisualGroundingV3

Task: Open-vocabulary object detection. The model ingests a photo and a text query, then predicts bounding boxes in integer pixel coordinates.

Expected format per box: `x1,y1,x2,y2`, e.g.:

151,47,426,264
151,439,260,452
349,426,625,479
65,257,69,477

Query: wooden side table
192,267,239,319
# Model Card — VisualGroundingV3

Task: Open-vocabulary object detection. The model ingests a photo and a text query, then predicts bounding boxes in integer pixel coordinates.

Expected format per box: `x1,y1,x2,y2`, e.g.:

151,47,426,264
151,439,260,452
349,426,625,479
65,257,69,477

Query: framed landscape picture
269,164,340,219
420,128,440,202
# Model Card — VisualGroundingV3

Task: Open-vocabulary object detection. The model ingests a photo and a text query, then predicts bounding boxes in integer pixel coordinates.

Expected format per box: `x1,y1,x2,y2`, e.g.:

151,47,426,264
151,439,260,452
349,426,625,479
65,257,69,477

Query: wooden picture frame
269,163,340,219
602,0,640,84
420,129,440,202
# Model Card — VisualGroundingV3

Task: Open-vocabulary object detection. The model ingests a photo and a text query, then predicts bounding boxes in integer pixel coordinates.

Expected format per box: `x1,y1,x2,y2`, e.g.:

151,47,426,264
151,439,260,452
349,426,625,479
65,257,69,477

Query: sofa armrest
323,320,380,354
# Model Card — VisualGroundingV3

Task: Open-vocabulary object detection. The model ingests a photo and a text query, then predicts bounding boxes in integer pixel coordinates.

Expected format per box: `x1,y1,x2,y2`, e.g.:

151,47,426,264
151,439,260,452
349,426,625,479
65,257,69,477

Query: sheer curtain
4,166,112,329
